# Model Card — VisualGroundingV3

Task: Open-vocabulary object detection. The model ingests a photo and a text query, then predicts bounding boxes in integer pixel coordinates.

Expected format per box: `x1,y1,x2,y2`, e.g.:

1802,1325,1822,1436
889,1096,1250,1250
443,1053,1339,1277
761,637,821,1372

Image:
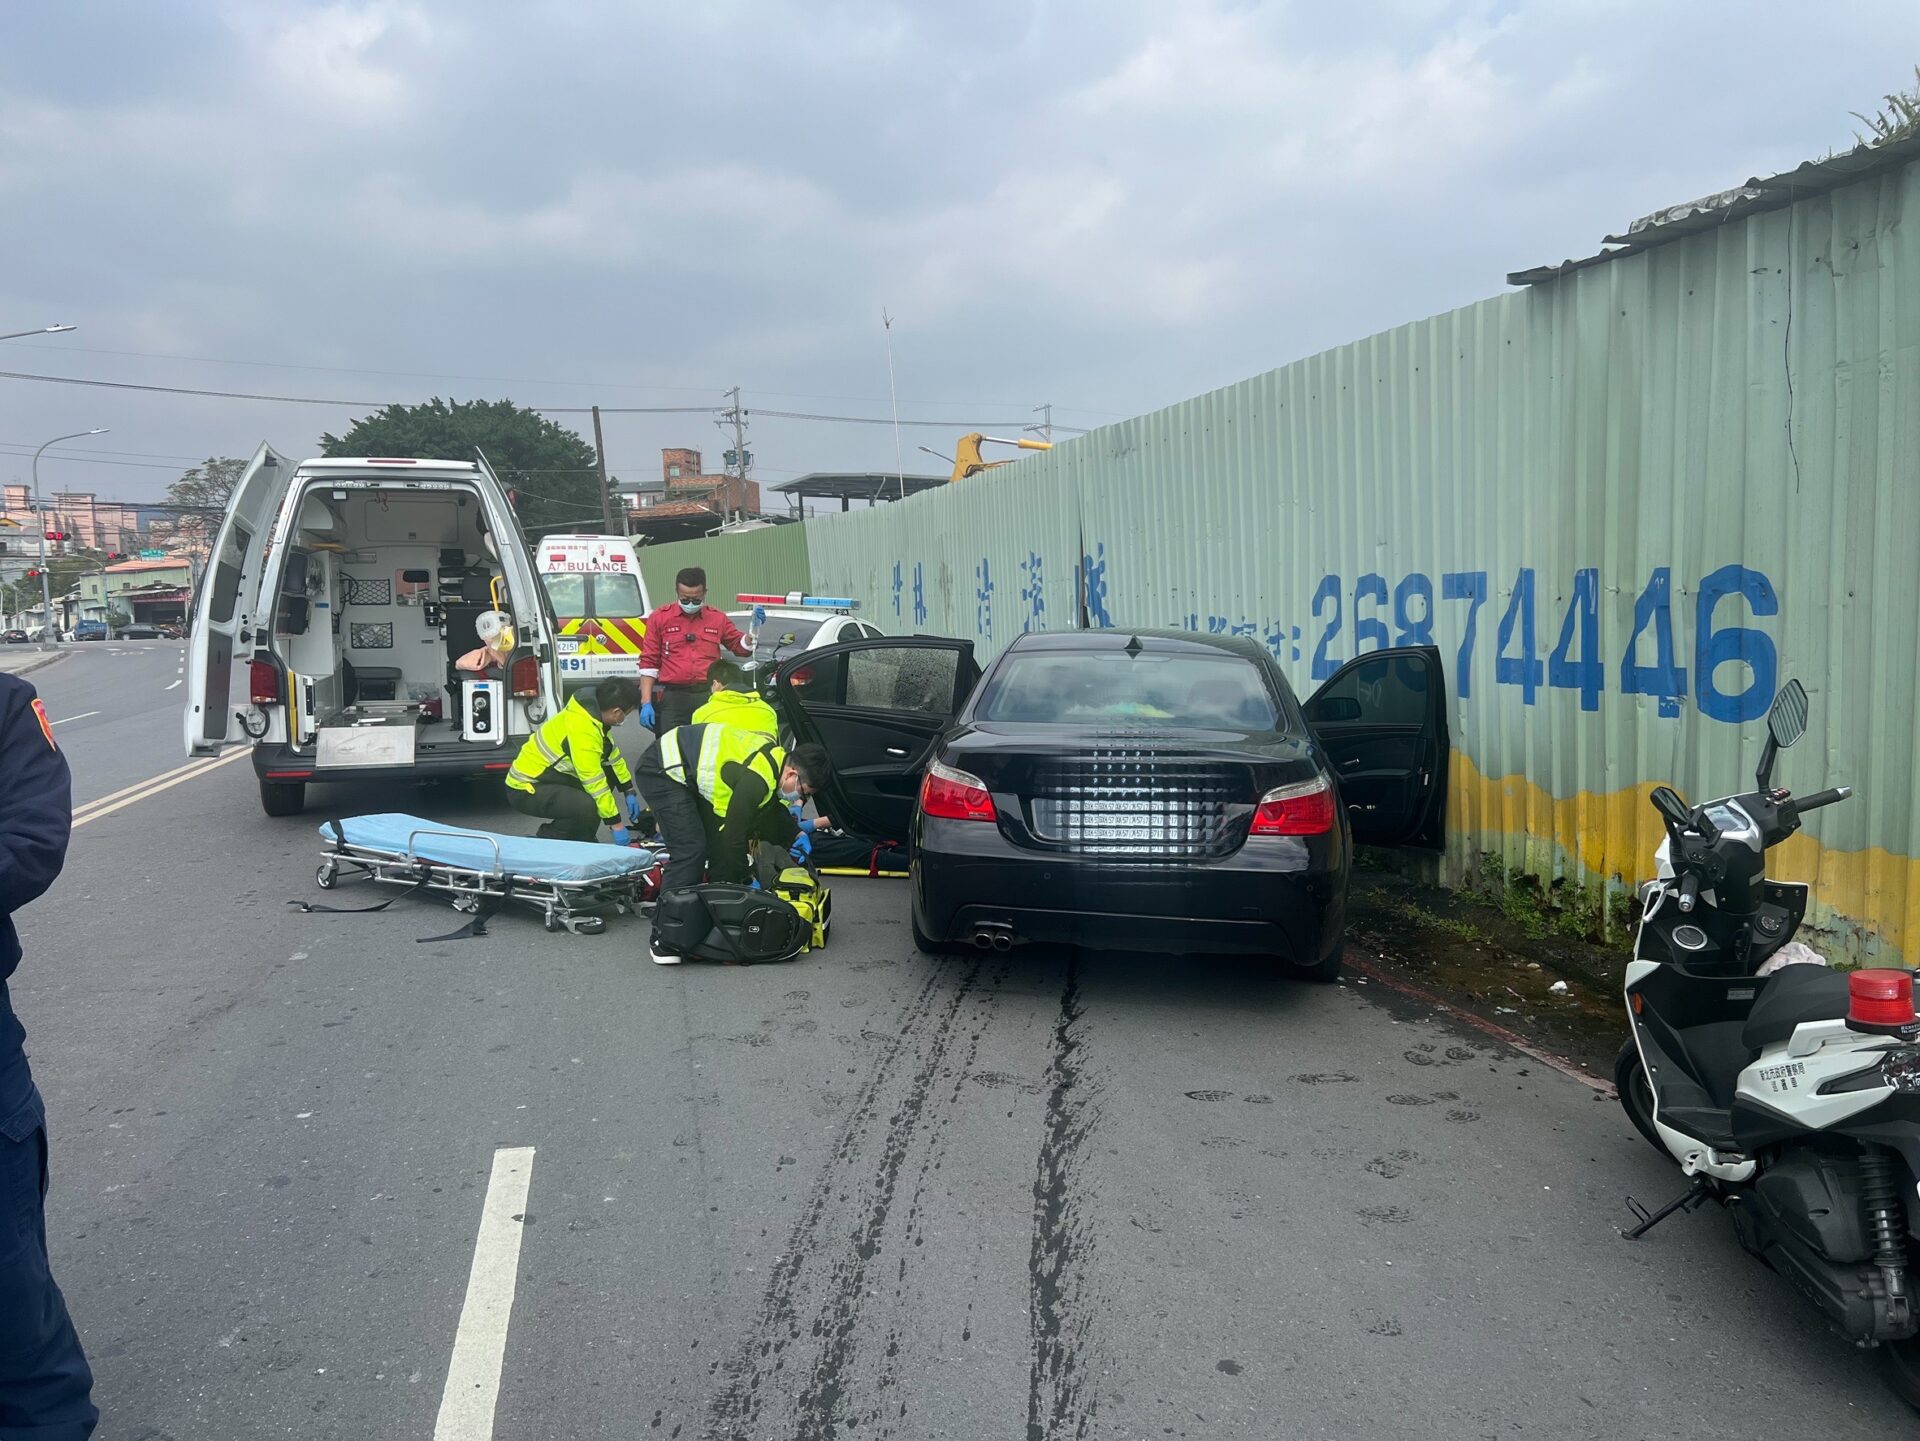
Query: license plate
557,637,580,655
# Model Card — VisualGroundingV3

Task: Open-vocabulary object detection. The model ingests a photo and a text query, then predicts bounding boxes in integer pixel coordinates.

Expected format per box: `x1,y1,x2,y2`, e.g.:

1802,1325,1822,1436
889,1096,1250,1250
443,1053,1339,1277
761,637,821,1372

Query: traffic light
24,569,41,580
43,530,68,542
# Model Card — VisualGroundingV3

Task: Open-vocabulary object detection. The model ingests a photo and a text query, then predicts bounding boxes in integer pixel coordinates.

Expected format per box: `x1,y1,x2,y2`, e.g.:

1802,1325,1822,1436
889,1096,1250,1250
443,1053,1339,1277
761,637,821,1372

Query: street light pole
0,324,77,343
32,428,108,647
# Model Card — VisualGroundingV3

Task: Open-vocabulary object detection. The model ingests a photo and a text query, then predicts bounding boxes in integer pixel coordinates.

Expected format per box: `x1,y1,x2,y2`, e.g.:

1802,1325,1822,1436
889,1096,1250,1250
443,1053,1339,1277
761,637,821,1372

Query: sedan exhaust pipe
971,924,1015,952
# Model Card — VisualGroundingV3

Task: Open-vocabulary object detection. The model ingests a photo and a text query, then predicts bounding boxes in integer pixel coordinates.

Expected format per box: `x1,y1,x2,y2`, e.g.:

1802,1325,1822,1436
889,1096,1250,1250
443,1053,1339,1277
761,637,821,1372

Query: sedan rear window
977,651,1282,730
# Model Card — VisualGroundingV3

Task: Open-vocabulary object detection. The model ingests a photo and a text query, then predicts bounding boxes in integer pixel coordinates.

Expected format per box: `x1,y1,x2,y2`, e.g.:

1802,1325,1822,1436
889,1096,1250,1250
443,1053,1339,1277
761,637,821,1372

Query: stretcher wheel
316,861,338,890
453,895,480,914
565,915,606,936
543,911,561,933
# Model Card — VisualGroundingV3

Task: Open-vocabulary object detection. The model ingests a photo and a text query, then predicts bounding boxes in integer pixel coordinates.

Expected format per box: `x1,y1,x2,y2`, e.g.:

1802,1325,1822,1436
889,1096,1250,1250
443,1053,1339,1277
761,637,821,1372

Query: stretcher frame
313,823,667,936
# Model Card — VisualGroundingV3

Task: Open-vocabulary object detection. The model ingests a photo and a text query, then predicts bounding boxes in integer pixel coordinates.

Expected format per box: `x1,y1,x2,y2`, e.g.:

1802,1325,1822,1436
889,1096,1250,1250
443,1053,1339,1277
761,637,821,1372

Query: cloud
237,2,435,117
4,0,1920,497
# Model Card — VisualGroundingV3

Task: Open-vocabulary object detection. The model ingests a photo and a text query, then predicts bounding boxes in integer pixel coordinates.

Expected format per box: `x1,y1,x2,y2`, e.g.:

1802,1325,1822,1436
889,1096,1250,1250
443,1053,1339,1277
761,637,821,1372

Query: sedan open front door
1301,645,1449,848
773,636,980,838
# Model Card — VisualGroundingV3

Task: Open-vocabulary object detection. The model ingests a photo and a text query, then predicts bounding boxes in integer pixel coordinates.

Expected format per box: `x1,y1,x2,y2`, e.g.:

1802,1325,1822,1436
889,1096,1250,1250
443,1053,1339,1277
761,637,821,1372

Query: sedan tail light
920,759,997,822
1249,777,1336,836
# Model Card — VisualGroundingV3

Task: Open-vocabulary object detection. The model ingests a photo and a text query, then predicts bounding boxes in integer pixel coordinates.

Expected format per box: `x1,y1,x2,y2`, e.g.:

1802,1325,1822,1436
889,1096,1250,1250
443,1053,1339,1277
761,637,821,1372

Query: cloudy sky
1,1,1914,509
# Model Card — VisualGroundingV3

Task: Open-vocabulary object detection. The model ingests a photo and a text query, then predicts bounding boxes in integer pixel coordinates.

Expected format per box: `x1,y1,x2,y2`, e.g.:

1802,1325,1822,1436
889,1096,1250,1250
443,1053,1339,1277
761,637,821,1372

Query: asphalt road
7,646,1913,1439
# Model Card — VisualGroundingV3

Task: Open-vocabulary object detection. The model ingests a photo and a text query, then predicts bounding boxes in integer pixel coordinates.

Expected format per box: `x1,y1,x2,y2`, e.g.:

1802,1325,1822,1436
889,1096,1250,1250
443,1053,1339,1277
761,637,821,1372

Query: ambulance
537,534,653,690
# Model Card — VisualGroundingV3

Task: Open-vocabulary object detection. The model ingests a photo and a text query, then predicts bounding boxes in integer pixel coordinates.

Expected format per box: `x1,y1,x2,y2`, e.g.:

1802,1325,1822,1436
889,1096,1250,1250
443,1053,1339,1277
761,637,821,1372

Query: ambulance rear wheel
259,779,306,818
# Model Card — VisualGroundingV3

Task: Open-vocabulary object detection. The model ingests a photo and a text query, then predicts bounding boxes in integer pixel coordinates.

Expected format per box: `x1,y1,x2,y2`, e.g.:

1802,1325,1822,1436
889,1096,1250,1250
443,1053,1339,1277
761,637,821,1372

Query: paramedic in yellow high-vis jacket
504,678,643,843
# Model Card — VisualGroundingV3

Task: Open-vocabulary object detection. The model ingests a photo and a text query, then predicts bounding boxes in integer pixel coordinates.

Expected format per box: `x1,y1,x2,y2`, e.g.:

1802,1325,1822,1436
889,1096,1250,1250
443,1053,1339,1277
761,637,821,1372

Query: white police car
728,593,882,669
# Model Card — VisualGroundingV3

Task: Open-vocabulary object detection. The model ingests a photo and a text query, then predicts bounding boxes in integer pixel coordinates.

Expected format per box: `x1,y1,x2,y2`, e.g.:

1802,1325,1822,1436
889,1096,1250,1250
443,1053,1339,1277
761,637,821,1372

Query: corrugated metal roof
1509,131,1920,284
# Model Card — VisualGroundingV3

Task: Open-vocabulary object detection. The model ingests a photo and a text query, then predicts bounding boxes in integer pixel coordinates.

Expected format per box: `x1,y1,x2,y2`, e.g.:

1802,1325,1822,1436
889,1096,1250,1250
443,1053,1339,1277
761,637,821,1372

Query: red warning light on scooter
1847,969,1918,1034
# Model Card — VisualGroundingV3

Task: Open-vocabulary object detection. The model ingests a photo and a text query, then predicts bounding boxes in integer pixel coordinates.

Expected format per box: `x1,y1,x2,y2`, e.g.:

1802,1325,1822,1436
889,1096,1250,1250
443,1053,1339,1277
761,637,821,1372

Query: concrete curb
0,650,67,679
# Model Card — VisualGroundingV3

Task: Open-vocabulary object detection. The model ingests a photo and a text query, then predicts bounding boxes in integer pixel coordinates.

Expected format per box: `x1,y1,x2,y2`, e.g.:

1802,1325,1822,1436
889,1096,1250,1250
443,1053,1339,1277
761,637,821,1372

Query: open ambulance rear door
183,442,292,756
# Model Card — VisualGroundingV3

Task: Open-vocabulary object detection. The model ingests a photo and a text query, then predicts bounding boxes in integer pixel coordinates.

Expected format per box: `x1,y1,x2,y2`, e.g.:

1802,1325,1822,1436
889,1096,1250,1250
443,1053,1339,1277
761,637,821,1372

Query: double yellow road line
72,747,252,829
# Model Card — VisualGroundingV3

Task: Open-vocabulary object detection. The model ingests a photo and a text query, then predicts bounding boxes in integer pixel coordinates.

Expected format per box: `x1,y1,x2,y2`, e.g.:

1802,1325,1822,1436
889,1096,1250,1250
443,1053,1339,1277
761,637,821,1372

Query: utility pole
590,404,616,534
719,387,751,528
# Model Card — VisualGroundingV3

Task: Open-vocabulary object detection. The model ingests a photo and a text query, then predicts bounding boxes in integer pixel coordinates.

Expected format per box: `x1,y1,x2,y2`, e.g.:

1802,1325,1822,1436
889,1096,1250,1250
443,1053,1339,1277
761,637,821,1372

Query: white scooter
1617,678,1920,1407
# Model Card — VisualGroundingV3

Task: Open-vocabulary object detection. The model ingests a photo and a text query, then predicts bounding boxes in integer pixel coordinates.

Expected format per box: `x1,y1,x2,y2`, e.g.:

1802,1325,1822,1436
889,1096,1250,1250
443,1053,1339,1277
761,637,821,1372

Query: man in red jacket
637,566,754,734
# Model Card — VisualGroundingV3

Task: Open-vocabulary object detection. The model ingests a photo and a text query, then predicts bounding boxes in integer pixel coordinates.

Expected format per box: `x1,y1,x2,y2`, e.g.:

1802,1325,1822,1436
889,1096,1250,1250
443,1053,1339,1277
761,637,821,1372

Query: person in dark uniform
0,674,97,1439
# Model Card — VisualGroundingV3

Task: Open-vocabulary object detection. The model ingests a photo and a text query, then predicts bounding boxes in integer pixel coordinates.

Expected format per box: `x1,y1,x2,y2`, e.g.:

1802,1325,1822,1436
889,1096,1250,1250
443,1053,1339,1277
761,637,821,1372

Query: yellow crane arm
948,432,1053,483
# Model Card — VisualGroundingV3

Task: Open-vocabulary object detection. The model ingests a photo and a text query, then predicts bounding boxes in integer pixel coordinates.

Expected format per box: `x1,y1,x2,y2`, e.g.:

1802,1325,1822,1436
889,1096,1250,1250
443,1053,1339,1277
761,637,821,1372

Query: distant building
625,447,767,542
76,557,194,628
0,483,146,553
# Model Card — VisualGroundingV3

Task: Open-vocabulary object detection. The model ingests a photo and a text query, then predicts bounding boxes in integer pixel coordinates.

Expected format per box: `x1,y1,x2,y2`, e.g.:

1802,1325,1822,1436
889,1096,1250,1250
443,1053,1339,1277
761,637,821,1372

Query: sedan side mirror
1308,695,1362,724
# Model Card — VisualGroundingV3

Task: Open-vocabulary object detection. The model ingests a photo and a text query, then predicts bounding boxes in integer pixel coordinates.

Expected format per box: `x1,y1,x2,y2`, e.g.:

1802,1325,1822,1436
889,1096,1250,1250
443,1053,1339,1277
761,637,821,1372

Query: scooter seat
1741,965,1850,1052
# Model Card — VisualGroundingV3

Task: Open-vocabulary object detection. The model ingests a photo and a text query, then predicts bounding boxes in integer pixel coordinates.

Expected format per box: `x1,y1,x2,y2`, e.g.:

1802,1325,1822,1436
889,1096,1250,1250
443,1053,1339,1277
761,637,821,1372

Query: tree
320,398,604,537
1854,67,1920,147
162,457,249,558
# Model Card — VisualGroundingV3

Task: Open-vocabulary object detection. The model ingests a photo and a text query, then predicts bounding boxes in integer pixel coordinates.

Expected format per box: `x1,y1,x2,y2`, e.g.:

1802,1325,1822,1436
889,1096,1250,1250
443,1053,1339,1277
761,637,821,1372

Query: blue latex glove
639,701,657,728
796,817,818,833
789,831,813,861
625,792,643,824
610,825,632,847
752,605,767,628
749,878,762,890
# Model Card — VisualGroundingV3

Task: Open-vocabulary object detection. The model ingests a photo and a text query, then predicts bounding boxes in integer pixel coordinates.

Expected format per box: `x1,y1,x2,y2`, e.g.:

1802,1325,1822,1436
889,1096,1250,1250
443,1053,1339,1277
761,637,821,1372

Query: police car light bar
736,592,860,611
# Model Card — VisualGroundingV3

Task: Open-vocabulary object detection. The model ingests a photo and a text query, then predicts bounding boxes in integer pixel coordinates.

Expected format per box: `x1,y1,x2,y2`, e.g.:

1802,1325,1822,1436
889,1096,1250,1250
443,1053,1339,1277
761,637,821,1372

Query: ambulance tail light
509,654,543,698
249,657,284,706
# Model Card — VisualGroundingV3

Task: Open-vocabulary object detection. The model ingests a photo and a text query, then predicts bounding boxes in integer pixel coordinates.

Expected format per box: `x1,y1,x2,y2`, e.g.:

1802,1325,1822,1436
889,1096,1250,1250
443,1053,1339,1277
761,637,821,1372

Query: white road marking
164,679,181,691
50,711,99,725
434,1146,536,1441
71,747,250,828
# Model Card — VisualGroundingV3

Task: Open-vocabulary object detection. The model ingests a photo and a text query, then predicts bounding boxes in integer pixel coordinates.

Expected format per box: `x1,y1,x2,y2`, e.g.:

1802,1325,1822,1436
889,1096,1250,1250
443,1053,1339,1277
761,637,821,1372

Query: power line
752,407,1090,434
0,368,1093,432
1,339,1132,415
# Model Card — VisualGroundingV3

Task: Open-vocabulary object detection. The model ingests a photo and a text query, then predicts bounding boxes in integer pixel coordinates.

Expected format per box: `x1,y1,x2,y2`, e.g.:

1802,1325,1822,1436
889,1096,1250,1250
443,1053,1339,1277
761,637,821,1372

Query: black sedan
1,629,27,645
118,622,165,639
776,629,1447,979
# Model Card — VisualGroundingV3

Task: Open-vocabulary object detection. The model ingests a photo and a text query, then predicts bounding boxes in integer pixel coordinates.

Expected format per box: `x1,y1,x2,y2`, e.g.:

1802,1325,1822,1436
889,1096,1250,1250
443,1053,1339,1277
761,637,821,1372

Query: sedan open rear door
183,442,292,756
1301,645,1448,848
773,636,980,838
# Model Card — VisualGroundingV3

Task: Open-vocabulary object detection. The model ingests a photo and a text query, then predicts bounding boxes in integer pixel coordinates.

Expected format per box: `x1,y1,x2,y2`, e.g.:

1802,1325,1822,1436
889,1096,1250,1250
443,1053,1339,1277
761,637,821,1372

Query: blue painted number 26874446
1307,565,1779,724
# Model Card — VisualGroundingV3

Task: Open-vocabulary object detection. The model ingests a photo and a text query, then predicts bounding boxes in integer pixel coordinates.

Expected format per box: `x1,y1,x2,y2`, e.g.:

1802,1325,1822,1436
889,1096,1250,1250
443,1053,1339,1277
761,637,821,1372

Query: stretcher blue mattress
322,814,657,883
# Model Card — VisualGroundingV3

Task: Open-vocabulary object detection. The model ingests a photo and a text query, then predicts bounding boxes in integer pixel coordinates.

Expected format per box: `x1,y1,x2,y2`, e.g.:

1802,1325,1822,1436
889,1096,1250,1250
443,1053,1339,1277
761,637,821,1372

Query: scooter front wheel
1881,1336,1920,1413
1614,1040,1667,1157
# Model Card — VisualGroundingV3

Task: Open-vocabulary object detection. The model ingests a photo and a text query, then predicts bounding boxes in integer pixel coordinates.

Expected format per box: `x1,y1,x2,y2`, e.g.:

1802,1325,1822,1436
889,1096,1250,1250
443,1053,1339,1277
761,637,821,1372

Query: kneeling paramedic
692,658,779,738
504,678,645,844
636,723,833,964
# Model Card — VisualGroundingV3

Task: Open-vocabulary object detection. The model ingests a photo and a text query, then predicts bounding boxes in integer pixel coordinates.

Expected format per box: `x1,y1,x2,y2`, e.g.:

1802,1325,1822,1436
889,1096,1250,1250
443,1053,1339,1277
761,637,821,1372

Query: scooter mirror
1768,678,1809,749
1651,785,1691,829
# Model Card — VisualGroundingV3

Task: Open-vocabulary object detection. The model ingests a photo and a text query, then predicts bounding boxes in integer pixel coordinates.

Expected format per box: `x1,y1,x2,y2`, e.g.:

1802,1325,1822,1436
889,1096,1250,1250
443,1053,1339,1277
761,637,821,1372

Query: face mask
780,782,802,804
678,598,704,615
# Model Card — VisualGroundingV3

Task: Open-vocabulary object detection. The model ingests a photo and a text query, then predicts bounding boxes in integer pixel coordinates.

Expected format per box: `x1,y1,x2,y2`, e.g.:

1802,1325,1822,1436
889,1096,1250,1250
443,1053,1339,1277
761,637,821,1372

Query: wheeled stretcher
308,814,666,936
